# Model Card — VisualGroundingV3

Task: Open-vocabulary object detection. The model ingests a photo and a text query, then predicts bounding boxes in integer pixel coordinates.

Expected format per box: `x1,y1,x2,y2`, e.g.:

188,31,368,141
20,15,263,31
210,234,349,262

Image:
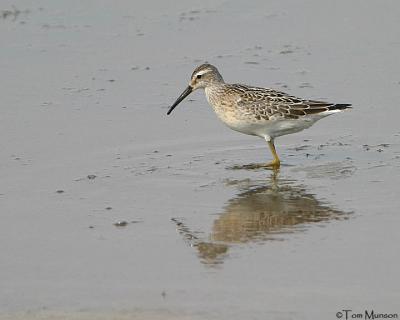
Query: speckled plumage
167,63,351,168
209,83,344,120
205,82,350,129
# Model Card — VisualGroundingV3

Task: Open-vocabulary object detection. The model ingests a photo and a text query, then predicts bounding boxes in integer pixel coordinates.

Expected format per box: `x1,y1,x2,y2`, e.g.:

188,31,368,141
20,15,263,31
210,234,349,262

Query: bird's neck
204,83,226,106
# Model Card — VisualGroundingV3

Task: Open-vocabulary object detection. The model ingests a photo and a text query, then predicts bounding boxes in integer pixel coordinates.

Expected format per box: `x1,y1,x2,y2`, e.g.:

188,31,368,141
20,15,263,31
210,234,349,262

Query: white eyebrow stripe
195,69,211,76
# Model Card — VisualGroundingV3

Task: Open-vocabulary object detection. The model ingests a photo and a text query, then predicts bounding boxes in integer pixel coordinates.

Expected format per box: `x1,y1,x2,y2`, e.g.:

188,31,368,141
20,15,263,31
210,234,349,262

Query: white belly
221,115,328,141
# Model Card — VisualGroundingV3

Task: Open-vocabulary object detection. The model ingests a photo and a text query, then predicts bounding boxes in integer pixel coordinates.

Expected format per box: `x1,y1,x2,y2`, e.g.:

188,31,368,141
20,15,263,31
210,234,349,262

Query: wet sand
1,1,400,319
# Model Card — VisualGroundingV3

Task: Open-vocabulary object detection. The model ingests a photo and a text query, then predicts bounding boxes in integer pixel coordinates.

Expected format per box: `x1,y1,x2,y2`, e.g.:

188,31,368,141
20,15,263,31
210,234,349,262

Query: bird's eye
196,74,202,79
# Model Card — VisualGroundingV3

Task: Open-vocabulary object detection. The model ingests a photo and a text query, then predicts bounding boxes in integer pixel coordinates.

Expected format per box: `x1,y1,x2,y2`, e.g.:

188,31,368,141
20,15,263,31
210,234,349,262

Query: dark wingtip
329,104,352,110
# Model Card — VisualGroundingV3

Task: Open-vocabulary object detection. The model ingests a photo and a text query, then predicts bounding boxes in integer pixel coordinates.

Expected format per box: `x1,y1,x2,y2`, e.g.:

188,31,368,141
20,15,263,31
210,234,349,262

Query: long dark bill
167,86,193,115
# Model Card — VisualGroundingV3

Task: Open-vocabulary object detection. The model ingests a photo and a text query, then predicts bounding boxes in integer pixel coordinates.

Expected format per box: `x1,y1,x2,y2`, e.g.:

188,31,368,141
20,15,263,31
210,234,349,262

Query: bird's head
167,63,223,115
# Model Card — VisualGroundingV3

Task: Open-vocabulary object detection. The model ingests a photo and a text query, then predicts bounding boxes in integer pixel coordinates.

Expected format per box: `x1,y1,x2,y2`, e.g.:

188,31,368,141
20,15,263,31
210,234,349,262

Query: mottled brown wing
234,85,334,120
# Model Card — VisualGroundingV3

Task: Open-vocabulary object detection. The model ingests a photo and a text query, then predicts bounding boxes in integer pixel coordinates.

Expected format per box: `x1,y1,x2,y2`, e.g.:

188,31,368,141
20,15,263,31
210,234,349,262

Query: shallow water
1,1,400,319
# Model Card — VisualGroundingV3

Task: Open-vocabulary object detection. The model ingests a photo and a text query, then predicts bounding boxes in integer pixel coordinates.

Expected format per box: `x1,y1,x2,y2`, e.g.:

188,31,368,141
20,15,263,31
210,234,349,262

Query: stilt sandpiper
167,64,351,169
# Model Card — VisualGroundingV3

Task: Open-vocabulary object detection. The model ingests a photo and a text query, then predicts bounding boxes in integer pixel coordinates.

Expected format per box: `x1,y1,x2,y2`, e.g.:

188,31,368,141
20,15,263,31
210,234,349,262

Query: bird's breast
204,90,261,136
206,96,239,126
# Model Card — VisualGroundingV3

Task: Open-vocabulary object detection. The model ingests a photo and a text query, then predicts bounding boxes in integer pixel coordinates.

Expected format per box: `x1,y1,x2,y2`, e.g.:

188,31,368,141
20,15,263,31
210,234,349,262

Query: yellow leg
228,139,281,170
266,140,281,168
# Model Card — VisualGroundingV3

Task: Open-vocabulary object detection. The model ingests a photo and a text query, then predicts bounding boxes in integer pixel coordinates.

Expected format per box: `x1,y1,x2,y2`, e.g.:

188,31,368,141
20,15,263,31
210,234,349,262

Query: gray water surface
1,1,399,319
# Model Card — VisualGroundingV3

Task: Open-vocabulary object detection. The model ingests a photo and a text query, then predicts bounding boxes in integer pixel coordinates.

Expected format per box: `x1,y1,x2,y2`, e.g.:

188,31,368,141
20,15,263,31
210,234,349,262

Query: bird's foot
228,161,280,170
264,159,281,169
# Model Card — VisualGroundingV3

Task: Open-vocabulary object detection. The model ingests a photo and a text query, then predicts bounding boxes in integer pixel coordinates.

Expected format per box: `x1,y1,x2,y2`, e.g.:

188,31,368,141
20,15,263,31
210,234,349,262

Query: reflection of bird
172,174,349,265
167,64,351,168
171,218,229,265
211,179,346,244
